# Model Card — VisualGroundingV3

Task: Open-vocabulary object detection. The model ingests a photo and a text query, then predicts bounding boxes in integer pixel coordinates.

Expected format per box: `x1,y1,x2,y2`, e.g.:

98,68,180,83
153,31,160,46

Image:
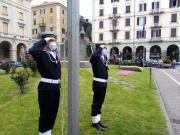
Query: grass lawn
0,66,167,135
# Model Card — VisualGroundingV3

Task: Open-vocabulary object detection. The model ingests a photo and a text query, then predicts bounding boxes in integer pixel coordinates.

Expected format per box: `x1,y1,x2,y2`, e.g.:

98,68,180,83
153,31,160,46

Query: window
99,9,104,16
62,9,65,14
112,32,117,39
126,5,131,13
137,17,146,25
171,28,177,37
125,18,130,26
169,0,180,8
171,14,177,22
33,19,36,25
154,16,159,23
152,2,159,10
41,18,45,23
139,3,147,12
50,8,53,13
50,16,53,24
32,29,37,35
125,31,130,39
137,30,146,39
33,10,36,16
3,22,8,33
99,33,103,41
40,8,45,15
151,29,161,37
100,0,104,4
111,0,119,3
62,38,65,43
40,27,45,32
113,7,117,14
63,18,65,24
62,28,66,34
19,26,24,36
112,19,117,26
50,27,53,31
2,6,8,15
19,12,23,20
99,21,104,29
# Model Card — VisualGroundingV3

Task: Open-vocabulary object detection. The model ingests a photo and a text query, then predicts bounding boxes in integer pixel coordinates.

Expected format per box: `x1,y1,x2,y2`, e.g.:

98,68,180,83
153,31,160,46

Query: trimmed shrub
163,56,171,64
0,69,6,75
11,67,31,94
119,66,143,72
0,62,11,73
22,59,37,75
120,60,137,66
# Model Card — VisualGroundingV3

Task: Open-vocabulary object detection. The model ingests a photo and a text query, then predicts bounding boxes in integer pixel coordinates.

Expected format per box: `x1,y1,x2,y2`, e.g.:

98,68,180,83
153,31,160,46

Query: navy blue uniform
29,39,61,133
90,48,109,117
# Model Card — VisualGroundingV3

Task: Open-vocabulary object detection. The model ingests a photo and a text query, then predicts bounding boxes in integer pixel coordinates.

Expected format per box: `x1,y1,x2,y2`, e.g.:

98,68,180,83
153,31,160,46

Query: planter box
163,64,171,68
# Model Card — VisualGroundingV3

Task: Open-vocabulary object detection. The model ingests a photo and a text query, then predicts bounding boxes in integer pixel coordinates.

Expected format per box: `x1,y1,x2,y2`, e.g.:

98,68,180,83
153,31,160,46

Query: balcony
0,32,31,41
39,23,46,27
109,21,120,32
149,9,164,15
149,37,163,42
151,23,162,28
109,25,120,32
109,13,121,19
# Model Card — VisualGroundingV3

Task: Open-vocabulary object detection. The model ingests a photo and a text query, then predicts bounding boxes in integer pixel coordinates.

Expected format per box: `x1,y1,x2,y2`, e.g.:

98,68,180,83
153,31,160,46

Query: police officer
90,45,109,131
27,32,61,135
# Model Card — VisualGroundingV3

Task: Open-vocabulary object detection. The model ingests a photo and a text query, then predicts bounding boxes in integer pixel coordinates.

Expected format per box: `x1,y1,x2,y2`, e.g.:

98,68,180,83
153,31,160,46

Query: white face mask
102,49,107,56
49,42,57,51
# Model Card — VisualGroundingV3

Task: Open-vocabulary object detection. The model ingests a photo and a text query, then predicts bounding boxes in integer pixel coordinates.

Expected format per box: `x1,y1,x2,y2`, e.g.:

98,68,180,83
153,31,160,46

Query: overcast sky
31,0,92,20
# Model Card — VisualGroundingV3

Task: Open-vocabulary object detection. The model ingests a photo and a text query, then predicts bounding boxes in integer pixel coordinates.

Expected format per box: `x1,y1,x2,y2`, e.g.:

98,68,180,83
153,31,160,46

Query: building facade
0,0,32,63
92,0,180,61
31,2,67,46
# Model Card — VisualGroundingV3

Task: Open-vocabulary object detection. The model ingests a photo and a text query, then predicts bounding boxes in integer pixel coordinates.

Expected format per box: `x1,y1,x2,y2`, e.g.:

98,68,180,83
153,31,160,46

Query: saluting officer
90,45,109,131
27,32,61,135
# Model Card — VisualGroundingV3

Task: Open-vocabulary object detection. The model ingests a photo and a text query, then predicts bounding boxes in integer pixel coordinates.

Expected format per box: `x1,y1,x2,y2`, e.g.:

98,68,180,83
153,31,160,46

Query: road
153,66,180,135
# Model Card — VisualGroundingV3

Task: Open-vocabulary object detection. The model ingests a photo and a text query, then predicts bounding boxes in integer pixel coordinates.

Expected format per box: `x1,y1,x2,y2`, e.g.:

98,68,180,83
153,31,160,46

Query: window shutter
157,2,160,8
144,3,147,11
178,0,180,6
170,0,172,7
152,2,154,9
137,17,139,25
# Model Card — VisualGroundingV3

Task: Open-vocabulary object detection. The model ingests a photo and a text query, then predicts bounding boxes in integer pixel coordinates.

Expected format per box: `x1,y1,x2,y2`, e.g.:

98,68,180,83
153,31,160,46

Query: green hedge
119,66,143,72
0,69,6,75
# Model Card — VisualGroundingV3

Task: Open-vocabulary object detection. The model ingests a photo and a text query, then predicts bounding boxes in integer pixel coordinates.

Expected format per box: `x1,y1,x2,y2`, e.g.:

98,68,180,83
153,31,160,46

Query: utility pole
133,0,136,60
67,0,79,135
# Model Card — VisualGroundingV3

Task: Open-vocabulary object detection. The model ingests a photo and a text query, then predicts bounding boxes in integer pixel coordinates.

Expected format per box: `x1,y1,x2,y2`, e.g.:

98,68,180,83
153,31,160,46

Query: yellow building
31,2,67,45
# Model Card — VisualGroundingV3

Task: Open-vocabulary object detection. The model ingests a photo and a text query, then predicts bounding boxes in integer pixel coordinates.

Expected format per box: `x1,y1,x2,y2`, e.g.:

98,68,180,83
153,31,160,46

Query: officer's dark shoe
98,121,108,128
92,123,106,131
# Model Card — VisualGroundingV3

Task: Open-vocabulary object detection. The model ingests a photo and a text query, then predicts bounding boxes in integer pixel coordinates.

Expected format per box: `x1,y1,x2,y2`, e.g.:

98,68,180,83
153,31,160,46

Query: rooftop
31,1,66,8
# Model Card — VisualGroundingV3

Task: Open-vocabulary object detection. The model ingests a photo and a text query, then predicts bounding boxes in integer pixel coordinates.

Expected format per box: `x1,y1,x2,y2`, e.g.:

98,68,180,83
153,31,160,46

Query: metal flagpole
67,0,79,135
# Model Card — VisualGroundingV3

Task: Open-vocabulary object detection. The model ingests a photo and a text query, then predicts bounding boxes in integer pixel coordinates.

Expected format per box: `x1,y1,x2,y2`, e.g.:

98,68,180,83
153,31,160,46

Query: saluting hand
44,37,56,43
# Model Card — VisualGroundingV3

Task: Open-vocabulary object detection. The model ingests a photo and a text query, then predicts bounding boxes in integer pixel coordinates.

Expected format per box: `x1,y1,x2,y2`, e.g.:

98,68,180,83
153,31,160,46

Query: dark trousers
91,81,107,116
38,82,60,133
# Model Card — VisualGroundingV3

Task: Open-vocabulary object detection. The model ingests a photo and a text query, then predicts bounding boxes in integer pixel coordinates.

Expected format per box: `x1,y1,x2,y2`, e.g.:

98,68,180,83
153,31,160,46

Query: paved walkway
153,66,180,135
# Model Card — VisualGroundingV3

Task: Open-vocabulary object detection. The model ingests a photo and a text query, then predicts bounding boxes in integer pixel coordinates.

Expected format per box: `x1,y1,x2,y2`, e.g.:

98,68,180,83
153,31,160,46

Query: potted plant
163,56,171,68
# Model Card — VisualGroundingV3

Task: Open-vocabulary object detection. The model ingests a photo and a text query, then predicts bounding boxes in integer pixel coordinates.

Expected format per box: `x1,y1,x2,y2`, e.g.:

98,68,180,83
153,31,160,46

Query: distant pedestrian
172,59,176,69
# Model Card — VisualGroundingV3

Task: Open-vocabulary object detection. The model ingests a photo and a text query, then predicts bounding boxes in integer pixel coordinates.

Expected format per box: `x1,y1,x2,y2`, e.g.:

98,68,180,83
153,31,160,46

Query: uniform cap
40,31,56,39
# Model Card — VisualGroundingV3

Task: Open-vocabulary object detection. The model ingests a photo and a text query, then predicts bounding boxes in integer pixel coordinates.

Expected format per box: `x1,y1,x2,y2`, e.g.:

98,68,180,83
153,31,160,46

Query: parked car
10,61,23,67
